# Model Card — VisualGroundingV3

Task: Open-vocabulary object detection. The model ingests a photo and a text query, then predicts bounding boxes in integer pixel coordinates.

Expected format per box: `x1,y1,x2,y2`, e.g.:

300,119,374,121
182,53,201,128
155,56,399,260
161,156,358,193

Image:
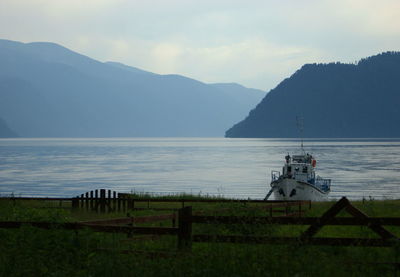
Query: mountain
0,117,18,137
0,39,265,137
209,83,267,110
105,61,157,76
226,52,400,138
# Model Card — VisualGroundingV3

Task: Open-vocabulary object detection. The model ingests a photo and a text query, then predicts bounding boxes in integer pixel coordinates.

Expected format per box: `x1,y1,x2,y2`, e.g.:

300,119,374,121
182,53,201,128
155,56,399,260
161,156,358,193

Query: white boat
265,152,331,201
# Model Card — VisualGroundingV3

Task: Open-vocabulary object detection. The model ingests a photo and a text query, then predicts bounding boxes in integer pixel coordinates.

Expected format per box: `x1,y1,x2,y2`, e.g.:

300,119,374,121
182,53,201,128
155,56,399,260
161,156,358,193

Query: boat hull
271,178,329,201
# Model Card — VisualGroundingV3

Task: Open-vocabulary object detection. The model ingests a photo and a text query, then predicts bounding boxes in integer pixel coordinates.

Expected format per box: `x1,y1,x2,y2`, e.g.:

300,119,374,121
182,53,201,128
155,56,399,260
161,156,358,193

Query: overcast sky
1,0,399,90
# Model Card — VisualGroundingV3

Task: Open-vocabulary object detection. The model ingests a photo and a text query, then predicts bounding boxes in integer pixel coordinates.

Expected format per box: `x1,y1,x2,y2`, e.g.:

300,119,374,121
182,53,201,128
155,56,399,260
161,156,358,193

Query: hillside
0,39,265,137
225,52,400,138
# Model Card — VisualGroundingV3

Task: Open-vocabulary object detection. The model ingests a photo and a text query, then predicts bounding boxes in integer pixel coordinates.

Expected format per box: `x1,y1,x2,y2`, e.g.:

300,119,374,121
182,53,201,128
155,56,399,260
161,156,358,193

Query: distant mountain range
226,52,400,138
0,39,265,137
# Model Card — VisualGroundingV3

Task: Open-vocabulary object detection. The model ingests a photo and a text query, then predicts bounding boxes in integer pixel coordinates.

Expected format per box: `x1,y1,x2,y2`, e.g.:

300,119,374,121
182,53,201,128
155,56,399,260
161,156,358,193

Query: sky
1,0,400,91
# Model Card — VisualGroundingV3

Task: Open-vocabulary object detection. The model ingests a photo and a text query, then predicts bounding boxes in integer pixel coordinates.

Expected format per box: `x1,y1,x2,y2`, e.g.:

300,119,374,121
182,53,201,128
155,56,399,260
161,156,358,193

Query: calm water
0,138,400,200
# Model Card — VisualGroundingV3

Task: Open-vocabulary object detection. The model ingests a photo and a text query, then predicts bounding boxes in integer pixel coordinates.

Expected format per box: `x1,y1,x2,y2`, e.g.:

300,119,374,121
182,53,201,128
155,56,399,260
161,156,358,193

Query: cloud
334,0,400,36
0,0,400,90
172,39,323,89
1,0,121,15
77,36,321,90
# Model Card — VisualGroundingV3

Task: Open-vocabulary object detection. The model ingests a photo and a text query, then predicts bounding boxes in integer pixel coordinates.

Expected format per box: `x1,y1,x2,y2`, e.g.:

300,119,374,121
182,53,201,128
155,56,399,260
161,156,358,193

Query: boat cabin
282,153,316,183
270,153,331,193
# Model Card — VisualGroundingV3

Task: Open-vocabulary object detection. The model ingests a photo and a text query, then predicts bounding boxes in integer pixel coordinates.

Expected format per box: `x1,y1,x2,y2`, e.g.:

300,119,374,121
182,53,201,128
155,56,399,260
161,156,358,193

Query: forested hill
225,52,400,138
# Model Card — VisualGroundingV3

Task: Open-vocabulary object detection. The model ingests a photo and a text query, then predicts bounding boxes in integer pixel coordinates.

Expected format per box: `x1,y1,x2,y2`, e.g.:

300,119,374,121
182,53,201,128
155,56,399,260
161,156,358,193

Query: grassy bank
0,197,399,276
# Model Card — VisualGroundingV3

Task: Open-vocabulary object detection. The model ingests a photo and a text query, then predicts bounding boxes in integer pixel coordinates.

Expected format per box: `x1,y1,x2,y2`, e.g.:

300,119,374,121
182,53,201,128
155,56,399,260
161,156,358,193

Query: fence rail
177,197,400,249
0,221,178,235
1,197,399,250
1,189,311,215
80,213,176,227
192,235,397,247
190,215,400,225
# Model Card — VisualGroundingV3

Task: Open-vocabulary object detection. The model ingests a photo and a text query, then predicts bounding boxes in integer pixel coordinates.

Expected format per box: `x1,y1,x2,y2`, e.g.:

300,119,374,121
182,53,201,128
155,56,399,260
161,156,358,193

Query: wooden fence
72,189,311,214
72,189,128,213
0,197,399,250
1,189,312,215
184,197,400,249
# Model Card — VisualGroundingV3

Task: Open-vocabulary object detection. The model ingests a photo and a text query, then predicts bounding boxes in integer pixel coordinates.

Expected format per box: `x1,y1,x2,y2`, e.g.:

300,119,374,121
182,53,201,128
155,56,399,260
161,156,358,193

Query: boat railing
315,177,331,192
271,170,281,182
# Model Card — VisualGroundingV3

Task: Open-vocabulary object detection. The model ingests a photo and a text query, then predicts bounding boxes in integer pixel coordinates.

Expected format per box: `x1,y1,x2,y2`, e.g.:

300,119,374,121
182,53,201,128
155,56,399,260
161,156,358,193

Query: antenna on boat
296,115,305,153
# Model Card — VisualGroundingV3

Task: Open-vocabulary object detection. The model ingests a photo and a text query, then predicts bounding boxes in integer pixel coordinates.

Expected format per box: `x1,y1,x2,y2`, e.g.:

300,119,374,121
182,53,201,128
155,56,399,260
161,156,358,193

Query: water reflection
0,138,400,199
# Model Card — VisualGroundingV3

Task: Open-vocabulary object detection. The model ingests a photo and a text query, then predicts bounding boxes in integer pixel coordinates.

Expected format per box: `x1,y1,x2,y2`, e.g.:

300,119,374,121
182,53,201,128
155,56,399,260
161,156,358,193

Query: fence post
95,190,99,213
123,195,127,212
85,192,89,211
178,206,192,251
113,191,117,211
112,191,117,212
107,190,112,212
299,202,302,217
172,212,176,227
80,194,84,209
117,193,121,212
90,191,94,210
285,203,288,216
72,197,79,211
100,189,106,213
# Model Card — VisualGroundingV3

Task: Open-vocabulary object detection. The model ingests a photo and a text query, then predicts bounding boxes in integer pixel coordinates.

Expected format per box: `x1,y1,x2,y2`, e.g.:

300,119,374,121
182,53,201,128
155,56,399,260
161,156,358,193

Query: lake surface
1,138,400,200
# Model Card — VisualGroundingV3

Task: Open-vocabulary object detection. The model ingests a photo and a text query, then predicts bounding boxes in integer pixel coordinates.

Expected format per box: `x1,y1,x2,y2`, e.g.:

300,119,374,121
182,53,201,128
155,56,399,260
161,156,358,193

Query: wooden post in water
178,206,192,251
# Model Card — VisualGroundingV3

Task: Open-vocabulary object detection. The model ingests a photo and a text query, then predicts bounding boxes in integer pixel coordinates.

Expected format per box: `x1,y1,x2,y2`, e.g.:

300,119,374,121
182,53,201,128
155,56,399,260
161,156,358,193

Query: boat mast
296,115,305,154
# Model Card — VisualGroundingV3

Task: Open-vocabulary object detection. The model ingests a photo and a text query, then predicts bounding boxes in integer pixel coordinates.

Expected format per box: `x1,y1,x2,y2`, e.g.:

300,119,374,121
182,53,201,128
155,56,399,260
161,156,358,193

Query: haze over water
1,138,399,200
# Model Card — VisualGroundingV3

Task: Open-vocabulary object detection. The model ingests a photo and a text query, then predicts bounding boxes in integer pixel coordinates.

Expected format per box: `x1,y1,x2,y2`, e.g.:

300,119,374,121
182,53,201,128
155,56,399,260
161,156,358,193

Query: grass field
0,196,399,277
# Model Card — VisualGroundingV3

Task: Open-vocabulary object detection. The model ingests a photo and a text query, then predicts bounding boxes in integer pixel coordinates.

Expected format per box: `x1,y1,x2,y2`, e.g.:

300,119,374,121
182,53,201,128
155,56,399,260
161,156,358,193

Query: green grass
126,191,229,200
0,196,399,276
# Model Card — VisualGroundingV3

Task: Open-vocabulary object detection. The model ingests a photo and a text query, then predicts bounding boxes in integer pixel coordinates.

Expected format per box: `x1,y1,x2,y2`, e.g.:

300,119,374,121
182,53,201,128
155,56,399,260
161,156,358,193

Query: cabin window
302,166,308,173
287,166,291,173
